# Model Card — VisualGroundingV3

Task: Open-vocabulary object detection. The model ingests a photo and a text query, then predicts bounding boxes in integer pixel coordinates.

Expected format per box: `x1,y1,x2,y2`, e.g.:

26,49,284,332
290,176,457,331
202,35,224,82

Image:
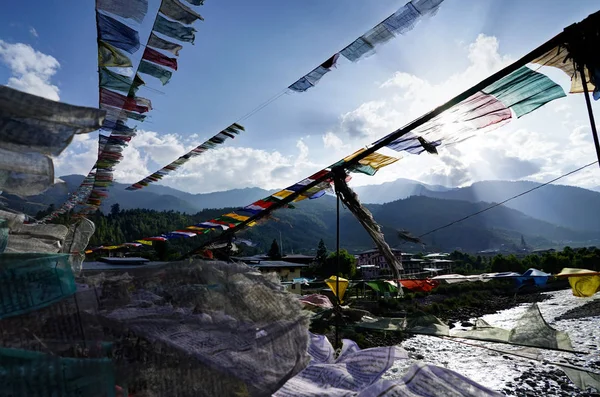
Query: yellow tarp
557,268,600,297
343,148,400,170
325,275,349,302
532,46,594,94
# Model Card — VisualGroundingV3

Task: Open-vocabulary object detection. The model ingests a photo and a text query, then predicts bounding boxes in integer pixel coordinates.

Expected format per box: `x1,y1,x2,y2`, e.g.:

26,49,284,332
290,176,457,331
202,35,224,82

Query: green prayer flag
482,66,566,118
99,68,143,94
138,60,173,85
153,14,196,43
125,110,146,121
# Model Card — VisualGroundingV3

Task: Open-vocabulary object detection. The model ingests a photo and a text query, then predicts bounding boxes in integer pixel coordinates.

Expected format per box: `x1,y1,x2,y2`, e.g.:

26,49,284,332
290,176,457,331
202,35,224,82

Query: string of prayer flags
289,54,340,92
96,0,148,23
160,0,204,25
148,33,183,56
96,12,140,53
378,66,565,153
288,0,445,93
125,123,244,191
45,0,205,220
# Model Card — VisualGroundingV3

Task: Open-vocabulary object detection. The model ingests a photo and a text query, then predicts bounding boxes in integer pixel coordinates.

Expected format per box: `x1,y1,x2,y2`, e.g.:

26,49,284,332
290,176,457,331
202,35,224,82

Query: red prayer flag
99,88,150,113
142,47,178,70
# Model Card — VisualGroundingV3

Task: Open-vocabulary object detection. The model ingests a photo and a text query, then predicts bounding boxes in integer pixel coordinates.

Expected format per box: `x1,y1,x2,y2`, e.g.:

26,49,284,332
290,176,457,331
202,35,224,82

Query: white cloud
0,40,60,100
29,27,38,38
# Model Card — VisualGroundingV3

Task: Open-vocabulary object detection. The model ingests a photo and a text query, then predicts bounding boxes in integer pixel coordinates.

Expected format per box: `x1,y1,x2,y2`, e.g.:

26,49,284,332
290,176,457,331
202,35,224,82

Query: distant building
356,249,454,278
234,257,309,294
281,254,315,265
357,264,379,280
356,248,405,277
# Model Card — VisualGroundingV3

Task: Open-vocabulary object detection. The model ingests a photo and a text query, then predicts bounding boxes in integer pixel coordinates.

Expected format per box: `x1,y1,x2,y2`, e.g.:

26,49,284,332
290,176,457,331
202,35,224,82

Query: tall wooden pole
579,65,600,167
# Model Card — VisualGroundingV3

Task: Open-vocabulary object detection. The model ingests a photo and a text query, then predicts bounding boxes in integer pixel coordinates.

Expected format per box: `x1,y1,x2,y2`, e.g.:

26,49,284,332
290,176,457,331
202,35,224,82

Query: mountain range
1,174,599,253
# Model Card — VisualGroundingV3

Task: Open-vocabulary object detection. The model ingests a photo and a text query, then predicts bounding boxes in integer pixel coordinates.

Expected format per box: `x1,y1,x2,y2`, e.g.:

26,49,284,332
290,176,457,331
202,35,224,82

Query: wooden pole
579,65,600,167
335,192,340,349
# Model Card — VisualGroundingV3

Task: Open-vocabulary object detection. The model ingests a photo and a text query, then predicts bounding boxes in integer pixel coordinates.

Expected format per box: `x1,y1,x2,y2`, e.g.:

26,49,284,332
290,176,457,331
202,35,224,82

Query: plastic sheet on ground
91,260,311,396
432,273,492,284
299,294,334,311
451,303,574,351
357,312,449,336
274,333,501,396
557,364,600,392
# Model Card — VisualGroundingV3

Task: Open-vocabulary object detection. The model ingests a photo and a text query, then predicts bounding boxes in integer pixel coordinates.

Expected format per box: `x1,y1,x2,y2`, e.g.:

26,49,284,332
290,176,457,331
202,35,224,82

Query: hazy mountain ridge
2,175,598,252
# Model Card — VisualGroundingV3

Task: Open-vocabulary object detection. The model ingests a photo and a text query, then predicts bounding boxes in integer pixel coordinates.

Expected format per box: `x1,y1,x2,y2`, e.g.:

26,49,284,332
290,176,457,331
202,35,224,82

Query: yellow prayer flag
136,240,153,246
272,190,294,200
223,213,250,222
532,46,594,94
344,148,399,170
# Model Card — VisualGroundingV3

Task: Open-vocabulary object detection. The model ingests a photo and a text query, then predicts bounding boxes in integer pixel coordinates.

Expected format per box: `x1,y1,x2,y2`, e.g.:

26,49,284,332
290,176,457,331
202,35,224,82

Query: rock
461,321,474,327
415,354,424,360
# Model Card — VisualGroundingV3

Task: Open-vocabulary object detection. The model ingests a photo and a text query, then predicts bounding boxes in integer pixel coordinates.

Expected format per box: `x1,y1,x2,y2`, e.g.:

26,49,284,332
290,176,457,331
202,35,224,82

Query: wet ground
382,289,600,396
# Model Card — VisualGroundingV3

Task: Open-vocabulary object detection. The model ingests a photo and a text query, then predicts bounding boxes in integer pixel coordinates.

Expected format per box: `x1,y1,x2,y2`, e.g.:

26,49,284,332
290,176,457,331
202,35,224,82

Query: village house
233,256,309,294
356,249,454,278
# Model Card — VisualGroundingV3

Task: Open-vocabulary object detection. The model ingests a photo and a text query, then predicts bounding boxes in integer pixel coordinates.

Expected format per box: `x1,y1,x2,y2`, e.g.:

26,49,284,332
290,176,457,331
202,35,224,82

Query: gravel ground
382,289,600,396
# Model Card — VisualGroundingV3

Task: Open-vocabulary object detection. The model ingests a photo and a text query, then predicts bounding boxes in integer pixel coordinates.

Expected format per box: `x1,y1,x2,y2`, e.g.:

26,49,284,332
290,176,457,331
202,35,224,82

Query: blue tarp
515,268,550,287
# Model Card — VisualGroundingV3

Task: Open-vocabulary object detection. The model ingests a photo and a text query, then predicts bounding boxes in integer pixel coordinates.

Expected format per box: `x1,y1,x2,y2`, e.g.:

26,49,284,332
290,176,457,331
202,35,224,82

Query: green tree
110,203,121,216
268,239,282,259
315,239,328,265
491,254,524,273
322,249,357,278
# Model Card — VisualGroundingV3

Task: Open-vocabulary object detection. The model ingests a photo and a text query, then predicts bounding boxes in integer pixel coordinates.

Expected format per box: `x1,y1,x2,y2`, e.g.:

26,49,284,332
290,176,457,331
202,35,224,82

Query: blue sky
1,0,599,193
